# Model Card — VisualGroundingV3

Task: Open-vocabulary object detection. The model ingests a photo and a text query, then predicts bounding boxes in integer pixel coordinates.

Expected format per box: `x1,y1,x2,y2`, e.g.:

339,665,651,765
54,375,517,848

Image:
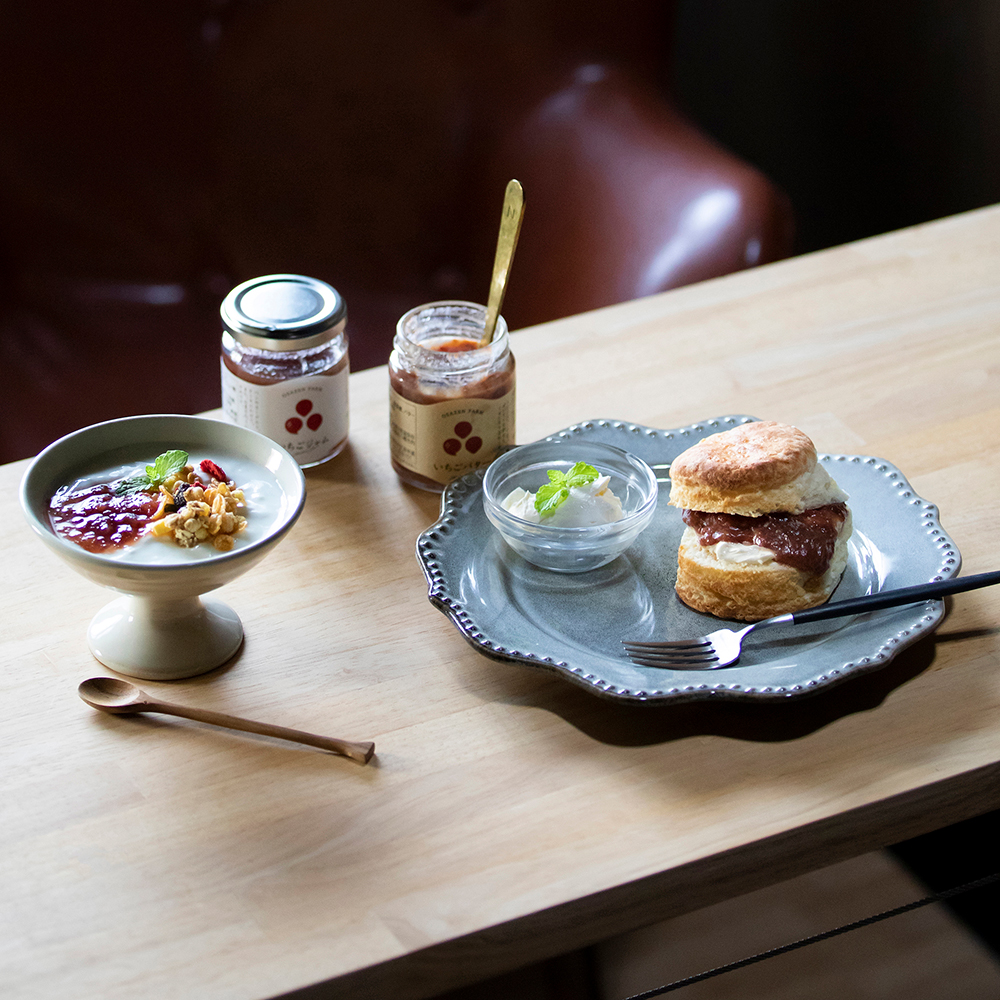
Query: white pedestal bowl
20,414,307,680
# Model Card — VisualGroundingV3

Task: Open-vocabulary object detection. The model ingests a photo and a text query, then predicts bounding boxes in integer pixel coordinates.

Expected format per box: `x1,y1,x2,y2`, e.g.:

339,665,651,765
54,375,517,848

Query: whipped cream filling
710,541,777,565
502,475,624,527
797,464,849,510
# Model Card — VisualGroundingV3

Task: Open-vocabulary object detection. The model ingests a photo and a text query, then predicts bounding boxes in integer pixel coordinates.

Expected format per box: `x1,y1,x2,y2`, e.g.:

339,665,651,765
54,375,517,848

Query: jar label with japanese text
222,361,349,466
389,386,515,486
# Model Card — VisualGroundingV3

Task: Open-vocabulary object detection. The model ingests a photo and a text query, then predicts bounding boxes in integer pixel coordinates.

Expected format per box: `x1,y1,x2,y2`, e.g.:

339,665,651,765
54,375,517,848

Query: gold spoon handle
144,701,375,763
481,179,525,346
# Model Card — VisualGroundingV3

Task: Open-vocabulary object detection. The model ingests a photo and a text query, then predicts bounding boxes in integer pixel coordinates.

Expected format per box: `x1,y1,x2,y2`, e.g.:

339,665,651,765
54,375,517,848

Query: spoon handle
144,701,375,764
482,179,525,346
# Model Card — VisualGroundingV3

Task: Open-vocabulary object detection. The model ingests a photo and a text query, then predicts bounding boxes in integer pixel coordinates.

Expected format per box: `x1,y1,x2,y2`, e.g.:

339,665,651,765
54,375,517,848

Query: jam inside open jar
389,300,515,491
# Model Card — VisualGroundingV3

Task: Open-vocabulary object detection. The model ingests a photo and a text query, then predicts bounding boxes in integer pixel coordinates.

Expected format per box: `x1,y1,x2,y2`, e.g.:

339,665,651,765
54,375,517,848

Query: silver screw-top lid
221,273,347,351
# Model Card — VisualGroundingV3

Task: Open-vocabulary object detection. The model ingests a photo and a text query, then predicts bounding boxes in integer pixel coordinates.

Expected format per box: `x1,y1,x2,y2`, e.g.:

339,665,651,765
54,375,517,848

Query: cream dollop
502,475,624,527
797,464,850,511
710,541,777,565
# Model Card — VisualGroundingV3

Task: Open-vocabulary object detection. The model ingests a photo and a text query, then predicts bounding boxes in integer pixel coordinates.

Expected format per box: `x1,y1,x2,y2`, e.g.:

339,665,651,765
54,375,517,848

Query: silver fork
622,570,1000,669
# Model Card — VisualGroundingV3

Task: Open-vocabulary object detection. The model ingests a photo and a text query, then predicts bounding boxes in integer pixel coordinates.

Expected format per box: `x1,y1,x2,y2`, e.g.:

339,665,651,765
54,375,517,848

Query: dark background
670,0,1000,254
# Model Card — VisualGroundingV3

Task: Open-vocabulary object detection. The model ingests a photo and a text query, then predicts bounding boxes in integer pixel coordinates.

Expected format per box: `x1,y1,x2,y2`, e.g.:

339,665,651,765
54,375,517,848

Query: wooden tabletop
5,206,1000,1000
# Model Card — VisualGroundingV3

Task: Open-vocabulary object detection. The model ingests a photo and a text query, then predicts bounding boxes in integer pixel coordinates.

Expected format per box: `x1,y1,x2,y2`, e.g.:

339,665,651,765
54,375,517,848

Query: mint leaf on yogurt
114,449,189,495
147,450,188,486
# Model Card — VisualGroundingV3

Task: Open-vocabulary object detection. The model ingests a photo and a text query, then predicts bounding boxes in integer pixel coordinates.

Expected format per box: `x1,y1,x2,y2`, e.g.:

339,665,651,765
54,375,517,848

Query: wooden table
4,206,1000,1000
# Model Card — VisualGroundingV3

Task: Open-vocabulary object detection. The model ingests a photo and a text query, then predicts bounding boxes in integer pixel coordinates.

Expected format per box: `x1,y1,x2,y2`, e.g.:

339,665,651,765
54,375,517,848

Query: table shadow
463,618,999,748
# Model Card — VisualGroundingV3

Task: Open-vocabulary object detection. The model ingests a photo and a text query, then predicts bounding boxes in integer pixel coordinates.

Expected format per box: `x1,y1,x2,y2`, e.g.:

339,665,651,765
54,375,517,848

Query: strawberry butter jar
389,300,515,491
221,274,349,467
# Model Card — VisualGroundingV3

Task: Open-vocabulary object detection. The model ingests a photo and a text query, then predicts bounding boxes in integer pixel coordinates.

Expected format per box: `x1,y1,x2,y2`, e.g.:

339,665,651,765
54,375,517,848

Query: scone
669,421,852,621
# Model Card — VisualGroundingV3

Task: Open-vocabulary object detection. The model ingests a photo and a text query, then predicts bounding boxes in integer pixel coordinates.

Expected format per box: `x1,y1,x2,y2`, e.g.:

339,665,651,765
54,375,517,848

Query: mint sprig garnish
534,462,599,518
114,449,189,496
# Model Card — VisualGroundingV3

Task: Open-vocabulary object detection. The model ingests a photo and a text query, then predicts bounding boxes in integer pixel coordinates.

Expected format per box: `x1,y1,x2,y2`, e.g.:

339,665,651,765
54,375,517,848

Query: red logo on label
286,398,322,435
444,421,482,455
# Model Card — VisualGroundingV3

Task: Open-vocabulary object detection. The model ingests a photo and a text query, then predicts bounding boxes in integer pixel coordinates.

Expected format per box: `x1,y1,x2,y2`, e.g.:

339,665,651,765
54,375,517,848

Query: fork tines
624,638,712,649
621,640,721,668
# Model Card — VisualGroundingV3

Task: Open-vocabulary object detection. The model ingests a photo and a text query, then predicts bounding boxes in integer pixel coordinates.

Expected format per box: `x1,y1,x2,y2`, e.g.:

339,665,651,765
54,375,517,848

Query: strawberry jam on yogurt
48,483,159,552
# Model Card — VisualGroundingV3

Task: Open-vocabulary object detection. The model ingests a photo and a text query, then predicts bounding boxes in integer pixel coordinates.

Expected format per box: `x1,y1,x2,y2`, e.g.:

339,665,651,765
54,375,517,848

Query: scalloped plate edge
416,417,960,704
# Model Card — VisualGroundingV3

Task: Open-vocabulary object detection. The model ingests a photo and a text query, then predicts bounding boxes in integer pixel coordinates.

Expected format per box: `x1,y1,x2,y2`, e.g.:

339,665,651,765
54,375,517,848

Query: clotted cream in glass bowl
482,439,658,573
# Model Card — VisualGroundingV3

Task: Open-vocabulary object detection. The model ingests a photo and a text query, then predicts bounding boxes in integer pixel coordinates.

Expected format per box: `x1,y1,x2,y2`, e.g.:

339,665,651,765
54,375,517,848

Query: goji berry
200,459,228,482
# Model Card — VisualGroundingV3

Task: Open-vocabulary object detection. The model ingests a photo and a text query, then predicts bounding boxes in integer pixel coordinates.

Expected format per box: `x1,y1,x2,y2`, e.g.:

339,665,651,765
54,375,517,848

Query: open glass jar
221,274,349,468
389,300,515,491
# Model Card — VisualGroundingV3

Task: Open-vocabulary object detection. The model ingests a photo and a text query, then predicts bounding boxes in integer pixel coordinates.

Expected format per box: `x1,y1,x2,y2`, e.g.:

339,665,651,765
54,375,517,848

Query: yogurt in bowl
20,414,306,679
47,448,293,563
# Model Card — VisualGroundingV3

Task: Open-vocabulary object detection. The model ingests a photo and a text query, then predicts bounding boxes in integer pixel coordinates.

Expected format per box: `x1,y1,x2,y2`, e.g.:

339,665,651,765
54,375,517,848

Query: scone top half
669,422,846,516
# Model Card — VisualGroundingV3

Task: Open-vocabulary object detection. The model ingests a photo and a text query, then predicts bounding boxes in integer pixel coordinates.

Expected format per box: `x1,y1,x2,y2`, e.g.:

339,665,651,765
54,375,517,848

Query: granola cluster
149,465,248,551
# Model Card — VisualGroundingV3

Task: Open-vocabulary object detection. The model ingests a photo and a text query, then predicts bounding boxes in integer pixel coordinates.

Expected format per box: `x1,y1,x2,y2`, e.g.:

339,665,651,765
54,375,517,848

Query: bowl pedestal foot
88,595,244,680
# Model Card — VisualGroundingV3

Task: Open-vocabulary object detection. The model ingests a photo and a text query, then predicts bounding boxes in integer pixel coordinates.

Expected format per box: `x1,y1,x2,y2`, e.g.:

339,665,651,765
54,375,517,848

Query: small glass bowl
482,439,658,572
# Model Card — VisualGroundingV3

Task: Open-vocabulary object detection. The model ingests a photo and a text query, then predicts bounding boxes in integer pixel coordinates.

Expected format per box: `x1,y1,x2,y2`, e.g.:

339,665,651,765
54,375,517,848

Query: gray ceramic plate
417,416,961,703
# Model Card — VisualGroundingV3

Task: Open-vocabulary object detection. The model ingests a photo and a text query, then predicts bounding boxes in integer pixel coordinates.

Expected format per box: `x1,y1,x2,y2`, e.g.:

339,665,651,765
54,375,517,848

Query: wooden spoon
79,676,375,764
480,178,525,346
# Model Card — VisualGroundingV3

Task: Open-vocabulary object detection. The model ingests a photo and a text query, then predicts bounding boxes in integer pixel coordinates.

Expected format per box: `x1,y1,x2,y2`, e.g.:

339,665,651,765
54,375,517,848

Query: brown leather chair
0,1,792,464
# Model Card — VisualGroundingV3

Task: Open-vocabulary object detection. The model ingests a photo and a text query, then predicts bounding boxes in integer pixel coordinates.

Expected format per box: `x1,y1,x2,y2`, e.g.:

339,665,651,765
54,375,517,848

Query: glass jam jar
221,274,349,468
389,300,516,491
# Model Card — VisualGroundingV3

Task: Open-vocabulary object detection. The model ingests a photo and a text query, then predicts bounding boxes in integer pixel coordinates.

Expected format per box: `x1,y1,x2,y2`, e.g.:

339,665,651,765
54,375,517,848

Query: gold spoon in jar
480,178,526,347
78,676,375,764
